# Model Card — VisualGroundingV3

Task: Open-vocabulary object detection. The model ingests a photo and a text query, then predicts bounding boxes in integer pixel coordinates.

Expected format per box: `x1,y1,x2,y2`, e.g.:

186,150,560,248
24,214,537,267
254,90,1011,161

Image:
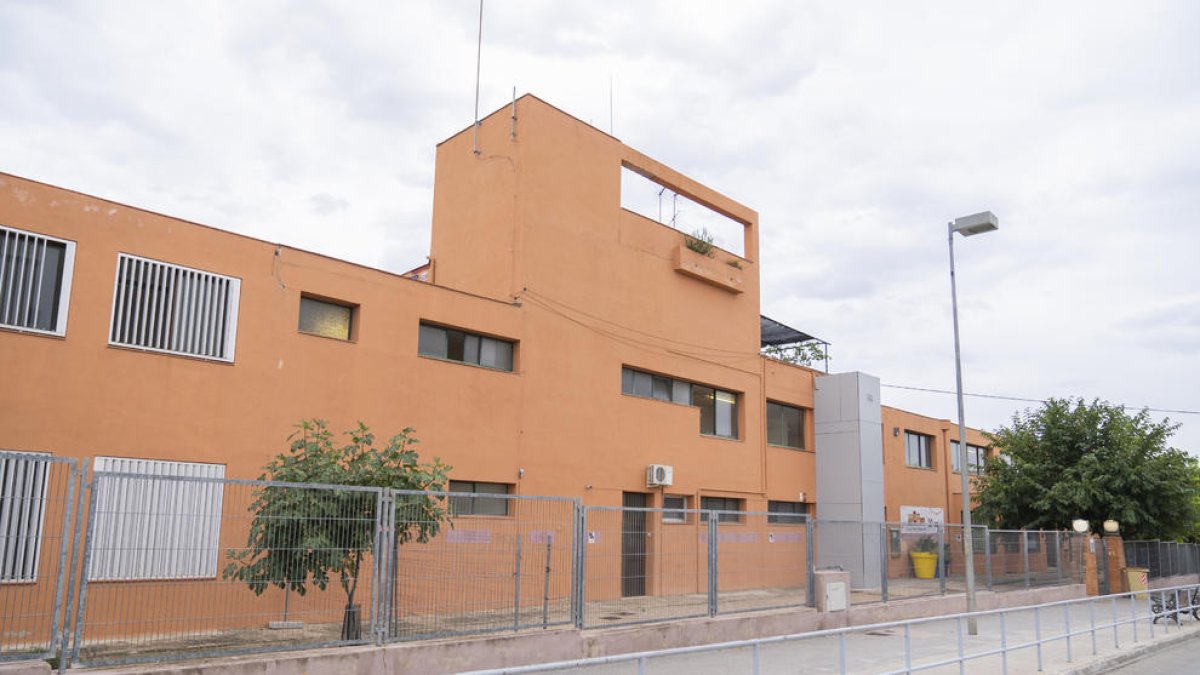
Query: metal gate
0,452,81,664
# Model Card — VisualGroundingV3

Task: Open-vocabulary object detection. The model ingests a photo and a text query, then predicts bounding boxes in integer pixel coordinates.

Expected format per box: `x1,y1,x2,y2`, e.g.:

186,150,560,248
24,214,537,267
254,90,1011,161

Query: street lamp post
948,210,998,635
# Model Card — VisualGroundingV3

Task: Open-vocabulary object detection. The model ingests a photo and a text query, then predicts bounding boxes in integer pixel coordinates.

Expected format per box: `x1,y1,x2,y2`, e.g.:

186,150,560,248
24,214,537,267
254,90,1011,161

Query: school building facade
0,95,991,590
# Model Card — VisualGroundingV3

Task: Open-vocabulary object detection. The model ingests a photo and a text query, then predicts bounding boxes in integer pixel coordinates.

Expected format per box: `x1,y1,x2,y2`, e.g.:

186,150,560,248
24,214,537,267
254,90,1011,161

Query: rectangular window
419,323,514,372
0,225,75,335
904,432,933,469
1,451,51,583
766,401,805,449
662,495,688,523
622,367,737,439
951,441,988,475
448,480,511,516
767,500,809,525
89,457,225,581
700,496,743,523
109,254,240,361
298,295,354,340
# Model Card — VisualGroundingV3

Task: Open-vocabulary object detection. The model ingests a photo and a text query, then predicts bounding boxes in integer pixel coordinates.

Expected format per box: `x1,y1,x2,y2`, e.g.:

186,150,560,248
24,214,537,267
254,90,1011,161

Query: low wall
1148,573,1200,590
27,585,1084,675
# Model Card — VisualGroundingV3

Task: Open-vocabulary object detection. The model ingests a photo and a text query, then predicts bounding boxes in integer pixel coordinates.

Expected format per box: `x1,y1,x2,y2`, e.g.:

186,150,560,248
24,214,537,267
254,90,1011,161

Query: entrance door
1096,538,1109,594
621,492,648,597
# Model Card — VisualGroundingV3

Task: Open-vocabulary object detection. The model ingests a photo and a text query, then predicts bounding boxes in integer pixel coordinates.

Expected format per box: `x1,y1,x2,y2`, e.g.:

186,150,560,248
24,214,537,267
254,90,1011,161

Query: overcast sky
3,0,1197,454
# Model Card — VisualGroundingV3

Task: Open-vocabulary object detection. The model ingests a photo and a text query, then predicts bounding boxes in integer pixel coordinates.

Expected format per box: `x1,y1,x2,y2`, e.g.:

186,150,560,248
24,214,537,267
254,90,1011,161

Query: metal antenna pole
472,0,484,156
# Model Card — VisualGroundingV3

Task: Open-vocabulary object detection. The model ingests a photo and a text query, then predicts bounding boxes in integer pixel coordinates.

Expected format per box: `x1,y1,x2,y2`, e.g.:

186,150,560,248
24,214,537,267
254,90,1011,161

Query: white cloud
2,0,1197,453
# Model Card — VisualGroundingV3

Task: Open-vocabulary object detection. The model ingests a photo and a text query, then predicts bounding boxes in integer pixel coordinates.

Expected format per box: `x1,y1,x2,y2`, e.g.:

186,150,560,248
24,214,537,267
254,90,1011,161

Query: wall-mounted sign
900,505,944,534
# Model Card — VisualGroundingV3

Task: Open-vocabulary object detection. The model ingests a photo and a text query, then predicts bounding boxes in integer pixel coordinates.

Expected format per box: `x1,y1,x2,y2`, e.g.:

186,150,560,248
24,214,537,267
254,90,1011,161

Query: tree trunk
341,603,362,641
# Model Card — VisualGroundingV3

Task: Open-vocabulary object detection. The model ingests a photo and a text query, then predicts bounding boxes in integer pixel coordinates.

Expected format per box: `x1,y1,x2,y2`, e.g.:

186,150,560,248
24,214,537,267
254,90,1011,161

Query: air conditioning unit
646,464,674,487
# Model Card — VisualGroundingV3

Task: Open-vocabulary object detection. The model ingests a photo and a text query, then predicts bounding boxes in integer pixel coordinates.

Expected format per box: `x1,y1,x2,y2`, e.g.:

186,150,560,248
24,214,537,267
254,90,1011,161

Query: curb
1052,624,1200,674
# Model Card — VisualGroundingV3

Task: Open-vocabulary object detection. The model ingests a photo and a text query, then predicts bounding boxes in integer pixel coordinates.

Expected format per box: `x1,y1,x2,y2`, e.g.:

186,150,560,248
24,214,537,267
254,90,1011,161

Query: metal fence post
56,458,86,673
369,488,386,644
805,516,815,608
69,472,103,664
880,524,889,603
984,526,993,591
1056,530,1063,584
44,458,78,667
938,525,946,595
1023,530,1031,589
513,536,523,631
707,514,719,617
572,502,585,629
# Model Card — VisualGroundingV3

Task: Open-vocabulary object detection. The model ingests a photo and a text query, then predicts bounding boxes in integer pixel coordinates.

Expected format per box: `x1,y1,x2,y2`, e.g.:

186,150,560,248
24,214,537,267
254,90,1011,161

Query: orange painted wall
881,406,991,526
0,96,991,634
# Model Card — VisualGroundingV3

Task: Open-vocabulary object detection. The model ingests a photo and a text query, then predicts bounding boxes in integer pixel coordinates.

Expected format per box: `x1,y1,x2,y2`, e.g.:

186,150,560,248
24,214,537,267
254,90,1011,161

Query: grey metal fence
812,522,1086,605
68,473,387,668
579,507,812,628
1124,540,1200,580
0,452,80,663
385,490,577,641
3,463,1105,669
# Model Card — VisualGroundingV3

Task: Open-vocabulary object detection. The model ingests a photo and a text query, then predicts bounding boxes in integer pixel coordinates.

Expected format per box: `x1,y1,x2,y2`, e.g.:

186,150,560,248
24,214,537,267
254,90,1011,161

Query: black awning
760,315,825,348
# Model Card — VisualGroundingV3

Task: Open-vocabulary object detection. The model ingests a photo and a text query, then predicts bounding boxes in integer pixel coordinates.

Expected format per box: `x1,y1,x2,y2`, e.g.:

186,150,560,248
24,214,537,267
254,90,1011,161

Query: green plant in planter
913,536,938,553
683,228,715,257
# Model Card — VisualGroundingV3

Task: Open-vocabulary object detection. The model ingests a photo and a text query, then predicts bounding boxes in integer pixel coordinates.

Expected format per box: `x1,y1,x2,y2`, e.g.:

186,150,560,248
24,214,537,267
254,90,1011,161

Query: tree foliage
761,342,828,368
222,420,451,613
974,398,1198,540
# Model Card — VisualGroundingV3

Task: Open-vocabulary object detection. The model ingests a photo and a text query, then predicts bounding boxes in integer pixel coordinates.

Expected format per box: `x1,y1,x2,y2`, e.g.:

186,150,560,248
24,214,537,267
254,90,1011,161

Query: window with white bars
109,254,240,361
89,457,225,581
0,225,75,335
1,451,51,583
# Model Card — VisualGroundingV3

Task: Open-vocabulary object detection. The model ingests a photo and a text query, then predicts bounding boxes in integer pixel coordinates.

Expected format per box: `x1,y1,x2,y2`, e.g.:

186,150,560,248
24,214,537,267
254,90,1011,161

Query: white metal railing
460,584,1200,675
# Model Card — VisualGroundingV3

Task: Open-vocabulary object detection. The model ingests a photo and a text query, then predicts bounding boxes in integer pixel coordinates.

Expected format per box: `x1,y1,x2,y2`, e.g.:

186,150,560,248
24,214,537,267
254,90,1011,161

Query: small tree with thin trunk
223,419,450,639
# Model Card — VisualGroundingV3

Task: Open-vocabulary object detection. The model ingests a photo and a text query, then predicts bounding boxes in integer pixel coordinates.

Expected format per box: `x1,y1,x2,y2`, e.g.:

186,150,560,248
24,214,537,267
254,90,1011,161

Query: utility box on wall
814,568,851,613
825,581,848,612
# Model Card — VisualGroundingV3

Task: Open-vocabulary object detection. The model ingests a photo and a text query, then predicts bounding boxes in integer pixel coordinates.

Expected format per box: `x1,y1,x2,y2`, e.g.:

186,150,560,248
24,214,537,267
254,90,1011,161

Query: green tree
222,419,451,639
761,342,829,368
974,398,1199,541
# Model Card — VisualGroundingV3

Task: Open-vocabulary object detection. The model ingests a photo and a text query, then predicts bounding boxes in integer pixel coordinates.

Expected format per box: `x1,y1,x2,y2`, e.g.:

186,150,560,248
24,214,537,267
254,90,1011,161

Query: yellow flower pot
911,551,939,579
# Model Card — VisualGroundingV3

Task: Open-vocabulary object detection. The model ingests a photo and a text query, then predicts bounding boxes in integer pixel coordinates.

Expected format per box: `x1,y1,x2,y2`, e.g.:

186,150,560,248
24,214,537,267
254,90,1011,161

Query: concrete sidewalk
517,594,1200,674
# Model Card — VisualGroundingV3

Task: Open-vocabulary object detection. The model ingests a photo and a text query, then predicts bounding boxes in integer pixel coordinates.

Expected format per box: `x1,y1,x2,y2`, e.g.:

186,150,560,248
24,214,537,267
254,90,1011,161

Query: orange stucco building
0,94,992,570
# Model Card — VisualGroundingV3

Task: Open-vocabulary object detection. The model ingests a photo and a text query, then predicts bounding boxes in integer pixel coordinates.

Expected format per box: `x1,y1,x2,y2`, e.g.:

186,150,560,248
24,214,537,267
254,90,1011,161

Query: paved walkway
496,593,1200,674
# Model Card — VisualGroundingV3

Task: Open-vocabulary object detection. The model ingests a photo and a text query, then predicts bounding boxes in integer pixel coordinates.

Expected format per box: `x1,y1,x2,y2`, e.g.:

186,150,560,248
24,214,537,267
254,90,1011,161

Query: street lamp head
1103,519,1120,534
951,211,999,237
1072,519,1090,534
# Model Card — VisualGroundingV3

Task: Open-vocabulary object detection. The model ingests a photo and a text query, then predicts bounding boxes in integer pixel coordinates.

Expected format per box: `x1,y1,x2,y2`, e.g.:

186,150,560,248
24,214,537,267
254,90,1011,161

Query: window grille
89,457,225,581
0,451,51,583
109,254,240,361
0,225,75,335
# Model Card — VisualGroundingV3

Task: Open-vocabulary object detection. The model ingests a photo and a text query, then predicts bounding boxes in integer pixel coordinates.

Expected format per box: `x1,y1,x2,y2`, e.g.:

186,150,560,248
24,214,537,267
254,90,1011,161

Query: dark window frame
951,441,988,475
904,431,934,469
699,496,744,523
662,494,688,523
298,294,356,341
418,322,515,372
448,480,512,516
766,401,806,450
767,500,809,525
622,366,739,439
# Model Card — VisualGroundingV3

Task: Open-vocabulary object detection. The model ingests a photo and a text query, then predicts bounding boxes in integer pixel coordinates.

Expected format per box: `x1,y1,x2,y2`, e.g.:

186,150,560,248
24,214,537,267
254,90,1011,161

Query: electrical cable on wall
881,383,1198,416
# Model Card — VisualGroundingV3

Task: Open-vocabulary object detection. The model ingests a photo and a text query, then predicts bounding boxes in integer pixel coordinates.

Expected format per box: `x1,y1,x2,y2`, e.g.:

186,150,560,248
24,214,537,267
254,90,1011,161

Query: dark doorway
621,492,648,597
